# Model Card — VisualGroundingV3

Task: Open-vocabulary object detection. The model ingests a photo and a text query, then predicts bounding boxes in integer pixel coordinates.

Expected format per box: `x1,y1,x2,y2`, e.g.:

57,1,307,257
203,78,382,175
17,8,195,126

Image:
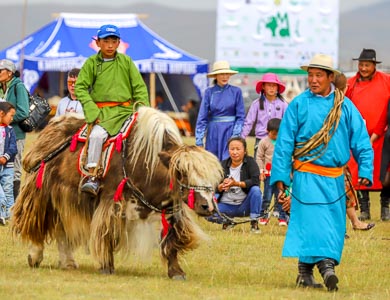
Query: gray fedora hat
352,48,381,64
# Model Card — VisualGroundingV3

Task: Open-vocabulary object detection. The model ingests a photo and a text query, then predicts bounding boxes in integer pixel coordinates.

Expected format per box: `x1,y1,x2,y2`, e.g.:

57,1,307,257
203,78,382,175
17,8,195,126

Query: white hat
0,59,16,73
207,61,238,78
300,54,340,75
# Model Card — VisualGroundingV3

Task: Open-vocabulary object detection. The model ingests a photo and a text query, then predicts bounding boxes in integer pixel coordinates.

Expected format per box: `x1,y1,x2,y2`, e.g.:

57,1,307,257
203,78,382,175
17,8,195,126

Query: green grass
1,134,389,299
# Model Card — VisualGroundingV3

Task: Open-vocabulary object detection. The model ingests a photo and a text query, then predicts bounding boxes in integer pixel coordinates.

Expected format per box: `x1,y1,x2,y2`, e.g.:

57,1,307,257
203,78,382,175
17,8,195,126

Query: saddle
73,113,138,178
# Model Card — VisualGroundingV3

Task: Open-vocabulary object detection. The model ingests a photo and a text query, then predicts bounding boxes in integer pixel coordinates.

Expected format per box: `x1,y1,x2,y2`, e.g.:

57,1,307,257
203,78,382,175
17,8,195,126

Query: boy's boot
358,190,370,221
316,258,338,291
380,197,390,221
13,180,21,201
81,176,100,196
296,262,323,288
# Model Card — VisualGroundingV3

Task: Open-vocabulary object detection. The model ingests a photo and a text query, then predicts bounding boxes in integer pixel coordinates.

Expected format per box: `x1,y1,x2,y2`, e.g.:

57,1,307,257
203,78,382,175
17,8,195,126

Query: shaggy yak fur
11,107,223,279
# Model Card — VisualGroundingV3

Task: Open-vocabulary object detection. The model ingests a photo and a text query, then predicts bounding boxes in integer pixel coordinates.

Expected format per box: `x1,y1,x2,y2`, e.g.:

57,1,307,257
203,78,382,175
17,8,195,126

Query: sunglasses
67,80,76,86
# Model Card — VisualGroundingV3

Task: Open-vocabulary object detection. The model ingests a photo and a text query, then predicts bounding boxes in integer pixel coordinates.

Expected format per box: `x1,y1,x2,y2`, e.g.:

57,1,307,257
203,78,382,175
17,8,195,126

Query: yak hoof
99,267,115,275
28,254,41,268
58,261,79,270
171,274,186,281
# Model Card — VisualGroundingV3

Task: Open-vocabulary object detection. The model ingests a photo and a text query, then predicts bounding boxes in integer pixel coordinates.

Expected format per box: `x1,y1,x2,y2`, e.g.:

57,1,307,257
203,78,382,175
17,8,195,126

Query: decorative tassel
187,189,195,209
169,179,173,190
69,133,78,152
161,209,171,238
116,133,123,152
113,177,127,202
36,161,45,189
265,162,272,176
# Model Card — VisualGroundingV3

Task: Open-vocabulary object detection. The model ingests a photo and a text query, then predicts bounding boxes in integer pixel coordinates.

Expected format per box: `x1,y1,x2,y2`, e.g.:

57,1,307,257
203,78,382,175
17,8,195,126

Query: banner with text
216,0,339,74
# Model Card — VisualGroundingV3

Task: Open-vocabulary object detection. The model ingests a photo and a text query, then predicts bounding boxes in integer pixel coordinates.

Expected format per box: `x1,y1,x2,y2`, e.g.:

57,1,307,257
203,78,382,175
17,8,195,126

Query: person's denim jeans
207,185,262,222
261,176,287,220
0,167,14,219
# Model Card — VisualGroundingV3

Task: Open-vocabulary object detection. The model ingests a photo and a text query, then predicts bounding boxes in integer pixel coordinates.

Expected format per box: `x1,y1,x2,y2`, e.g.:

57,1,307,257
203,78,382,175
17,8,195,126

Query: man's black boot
358,190,370,221
380,197,390,221
316,258,339,291
296,262,323,289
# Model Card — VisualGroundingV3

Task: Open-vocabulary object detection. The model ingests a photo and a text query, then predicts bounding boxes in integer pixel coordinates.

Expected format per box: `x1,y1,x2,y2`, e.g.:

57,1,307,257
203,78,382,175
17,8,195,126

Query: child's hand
260,173,266,181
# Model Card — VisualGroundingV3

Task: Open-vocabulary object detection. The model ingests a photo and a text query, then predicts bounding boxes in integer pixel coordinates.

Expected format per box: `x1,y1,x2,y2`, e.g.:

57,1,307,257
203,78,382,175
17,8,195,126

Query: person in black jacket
206,136,262,233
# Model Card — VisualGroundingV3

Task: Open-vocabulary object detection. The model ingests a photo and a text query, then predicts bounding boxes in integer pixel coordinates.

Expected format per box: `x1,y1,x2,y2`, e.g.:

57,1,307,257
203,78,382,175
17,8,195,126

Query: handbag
13,85,52,132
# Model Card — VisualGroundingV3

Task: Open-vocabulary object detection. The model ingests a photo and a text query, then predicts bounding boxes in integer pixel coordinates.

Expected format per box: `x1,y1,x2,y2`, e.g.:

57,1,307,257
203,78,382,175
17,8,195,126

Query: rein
120,139,182,215
28,138,72,172
123,176,180,214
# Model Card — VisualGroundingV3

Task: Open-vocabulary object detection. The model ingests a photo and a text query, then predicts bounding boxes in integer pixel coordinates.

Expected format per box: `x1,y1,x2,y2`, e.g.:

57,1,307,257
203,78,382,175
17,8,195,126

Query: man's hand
276,181,291,213
358,178,370,186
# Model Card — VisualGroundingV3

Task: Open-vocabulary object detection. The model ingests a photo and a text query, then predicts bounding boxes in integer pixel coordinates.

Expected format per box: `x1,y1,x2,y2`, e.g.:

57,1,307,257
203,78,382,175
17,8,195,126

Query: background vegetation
0,134,388,299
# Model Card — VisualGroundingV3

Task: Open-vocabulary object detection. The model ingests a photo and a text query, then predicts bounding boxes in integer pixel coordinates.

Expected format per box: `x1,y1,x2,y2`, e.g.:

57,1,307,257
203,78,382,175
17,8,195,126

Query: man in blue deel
271,54,373,292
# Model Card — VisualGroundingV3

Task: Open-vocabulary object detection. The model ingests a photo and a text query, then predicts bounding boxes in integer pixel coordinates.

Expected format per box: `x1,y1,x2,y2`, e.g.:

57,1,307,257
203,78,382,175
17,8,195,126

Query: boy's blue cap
97,24,120,39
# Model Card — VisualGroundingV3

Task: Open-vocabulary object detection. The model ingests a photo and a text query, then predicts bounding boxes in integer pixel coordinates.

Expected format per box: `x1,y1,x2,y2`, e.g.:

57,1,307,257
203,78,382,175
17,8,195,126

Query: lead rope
289,88,350,204
293,88,344,163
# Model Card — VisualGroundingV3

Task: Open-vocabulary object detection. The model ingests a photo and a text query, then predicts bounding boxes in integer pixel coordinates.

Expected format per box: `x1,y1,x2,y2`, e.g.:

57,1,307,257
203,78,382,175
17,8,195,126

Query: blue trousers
208,186,262,222
261,176,287,220
0,166,14,219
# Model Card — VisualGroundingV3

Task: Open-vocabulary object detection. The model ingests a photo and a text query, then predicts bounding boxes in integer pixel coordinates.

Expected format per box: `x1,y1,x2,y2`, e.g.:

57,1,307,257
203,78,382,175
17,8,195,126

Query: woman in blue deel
195,61,245,161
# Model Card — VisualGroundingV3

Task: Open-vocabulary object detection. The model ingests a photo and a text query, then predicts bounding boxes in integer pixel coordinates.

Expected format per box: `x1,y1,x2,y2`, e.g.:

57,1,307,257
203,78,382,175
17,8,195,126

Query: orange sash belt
96,100,131,108
293,160,343,178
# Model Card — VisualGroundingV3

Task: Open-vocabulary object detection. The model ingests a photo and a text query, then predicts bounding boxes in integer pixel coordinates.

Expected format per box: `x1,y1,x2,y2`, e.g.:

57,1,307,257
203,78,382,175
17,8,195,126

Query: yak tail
11,171,54,245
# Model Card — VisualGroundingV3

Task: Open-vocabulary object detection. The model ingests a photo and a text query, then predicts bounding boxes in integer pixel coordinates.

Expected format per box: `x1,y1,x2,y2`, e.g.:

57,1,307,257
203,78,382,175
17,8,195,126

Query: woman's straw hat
207,61,238,78
256,73,286,94
300,54,340,75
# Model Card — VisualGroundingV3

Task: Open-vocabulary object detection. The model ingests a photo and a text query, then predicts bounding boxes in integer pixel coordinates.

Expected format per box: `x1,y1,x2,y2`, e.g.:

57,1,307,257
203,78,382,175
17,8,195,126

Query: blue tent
0,13,209,109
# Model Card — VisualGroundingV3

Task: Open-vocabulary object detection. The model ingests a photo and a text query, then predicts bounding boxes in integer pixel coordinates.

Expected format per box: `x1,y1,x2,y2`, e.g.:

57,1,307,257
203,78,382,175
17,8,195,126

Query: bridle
177,182,214,193
120,141,216,215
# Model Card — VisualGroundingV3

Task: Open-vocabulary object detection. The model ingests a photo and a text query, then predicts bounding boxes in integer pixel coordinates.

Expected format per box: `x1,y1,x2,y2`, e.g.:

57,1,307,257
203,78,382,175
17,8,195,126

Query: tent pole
59,72,65,97
20,0,29,80
150,72,156,108
156,72,190,136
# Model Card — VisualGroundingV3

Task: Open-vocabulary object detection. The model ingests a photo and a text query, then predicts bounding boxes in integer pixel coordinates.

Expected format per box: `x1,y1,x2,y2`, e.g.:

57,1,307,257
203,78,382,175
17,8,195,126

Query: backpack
13,84,51,132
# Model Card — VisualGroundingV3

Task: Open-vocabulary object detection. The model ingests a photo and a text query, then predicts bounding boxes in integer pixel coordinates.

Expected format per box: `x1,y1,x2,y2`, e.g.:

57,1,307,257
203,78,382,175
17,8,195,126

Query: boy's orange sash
96,100,131,108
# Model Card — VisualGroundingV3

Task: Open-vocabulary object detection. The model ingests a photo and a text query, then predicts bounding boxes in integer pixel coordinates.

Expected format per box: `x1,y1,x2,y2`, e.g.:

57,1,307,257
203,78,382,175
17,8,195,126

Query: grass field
0,134,389,299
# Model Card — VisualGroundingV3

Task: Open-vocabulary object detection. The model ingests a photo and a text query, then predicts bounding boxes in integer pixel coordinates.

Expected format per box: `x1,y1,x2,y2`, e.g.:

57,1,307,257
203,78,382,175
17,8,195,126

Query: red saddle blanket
74,113,138,178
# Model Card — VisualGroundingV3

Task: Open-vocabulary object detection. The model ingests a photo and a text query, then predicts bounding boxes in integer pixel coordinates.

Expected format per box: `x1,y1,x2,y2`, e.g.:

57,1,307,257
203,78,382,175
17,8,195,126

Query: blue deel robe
270,88,373,265
195,84,245,161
